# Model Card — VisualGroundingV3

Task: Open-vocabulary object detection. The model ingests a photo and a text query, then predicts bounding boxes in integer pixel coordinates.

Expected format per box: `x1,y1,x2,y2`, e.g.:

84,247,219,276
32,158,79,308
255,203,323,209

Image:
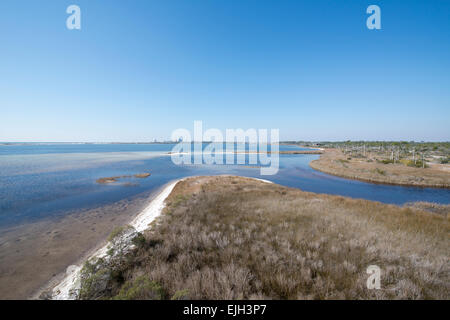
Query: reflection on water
0,143,449,227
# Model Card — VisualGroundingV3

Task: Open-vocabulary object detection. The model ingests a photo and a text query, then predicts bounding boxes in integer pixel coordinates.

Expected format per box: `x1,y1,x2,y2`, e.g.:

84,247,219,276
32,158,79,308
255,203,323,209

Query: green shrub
168,194,190,209
131,232,146,248
406,160,428,168
171,289,190,300
113,276,164,300
108,225,133,242
78,258,110,300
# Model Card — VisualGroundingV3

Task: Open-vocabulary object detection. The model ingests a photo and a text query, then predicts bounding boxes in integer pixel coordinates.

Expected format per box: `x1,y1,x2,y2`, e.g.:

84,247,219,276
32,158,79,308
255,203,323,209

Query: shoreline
311,161,450,189
309,149,450,189
38,176,274,300
0,190,155,300
40,179,180,300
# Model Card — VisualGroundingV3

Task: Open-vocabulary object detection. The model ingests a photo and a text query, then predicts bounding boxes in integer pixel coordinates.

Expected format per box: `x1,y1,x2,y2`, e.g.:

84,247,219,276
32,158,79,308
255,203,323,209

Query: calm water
0,143,449,227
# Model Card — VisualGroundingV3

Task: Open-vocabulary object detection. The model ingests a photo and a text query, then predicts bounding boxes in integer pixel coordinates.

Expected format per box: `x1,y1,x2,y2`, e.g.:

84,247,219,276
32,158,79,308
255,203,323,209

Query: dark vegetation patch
96,173,151,184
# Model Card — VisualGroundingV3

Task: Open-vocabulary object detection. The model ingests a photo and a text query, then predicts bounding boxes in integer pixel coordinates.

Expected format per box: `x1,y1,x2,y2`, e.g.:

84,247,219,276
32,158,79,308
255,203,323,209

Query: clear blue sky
1,0,449,142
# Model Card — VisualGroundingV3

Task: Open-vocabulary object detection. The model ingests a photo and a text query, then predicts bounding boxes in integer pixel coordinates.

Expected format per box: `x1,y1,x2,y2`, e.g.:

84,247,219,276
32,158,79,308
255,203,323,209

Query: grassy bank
75,176,449,300
310,149,450,188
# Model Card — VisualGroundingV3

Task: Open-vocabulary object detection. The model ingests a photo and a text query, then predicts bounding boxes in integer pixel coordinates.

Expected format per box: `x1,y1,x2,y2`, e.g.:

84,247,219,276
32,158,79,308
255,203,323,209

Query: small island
96,173,151,184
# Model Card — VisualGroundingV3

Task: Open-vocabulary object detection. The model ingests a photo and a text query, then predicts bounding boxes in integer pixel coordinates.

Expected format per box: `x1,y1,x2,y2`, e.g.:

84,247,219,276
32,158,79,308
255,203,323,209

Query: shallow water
0,143,448,228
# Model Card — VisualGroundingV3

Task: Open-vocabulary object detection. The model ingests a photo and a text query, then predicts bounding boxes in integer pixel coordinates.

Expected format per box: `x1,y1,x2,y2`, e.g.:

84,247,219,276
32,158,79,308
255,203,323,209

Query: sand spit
49,180,179,300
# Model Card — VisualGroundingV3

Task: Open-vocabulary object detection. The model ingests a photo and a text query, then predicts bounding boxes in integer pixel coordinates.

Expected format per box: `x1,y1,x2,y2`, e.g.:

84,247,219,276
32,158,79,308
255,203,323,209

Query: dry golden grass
405,202,450,217
77,176,449,300
310,149,450,188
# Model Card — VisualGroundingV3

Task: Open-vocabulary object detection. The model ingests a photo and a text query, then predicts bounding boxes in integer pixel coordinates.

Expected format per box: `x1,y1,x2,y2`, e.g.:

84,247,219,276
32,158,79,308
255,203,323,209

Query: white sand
252,178,273,184
51,180,180,300
131,181,179,232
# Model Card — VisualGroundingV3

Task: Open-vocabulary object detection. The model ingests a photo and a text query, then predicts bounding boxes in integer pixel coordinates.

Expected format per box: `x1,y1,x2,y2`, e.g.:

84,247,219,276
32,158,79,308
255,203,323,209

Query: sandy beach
46,179,180,300
0,187,168,300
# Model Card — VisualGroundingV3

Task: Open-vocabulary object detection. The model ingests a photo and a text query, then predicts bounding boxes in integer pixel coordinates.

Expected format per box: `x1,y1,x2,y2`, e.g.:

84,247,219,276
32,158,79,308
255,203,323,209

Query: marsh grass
78,176,449,300
405,202,450,217
311,149,449,188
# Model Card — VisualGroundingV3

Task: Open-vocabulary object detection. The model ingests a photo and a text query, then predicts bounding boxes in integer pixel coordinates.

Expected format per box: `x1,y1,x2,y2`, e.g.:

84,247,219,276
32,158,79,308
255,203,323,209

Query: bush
171,289,190,300
108,225,133,242
78,258,110,300
113,276,164,300
406,160,428,168
131,232,146,248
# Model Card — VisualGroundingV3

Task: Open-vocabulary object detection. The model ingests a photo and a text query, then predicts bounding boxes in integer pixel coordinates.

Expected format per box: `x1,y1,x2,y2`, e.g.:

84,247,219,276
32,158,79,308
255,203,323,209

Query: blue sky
1,0,449,142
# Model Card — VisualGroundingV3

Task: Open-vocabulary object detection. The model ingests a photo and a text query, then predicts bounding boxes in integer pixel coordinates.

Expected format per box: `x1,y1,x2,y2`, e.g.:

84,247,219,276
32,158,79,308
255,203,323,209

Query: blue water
0,143,448,227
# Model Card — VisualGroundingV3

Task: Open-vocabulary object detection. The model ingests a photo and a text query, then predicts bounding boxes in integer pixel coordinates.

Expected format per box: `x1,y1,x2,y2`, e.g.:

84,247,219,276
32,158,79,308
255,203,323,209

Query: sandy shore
0,188,166,300
46,180,179,300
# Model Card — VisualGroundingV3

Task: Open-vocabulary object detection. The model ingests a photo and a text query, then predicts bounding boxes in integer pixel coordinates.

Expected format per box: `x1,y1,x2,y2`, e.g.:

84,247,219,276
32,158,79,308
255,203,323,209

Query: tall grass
78,176,449,300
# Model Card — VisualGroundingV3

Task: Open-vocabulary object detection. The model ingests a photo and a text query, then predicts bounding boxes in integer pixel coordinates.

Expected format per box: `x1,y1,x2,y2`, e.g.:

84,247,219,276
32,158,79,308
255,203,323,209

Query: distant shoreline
309,148,450,189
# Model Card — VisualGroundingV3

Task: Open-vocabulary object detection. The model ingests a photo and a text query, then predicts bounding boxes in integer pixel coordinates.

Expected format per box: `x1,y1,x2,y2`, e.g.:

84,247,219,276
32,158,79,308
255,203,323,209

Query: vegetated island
96,173,151,184
57,176,449,300
309,147,450,188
